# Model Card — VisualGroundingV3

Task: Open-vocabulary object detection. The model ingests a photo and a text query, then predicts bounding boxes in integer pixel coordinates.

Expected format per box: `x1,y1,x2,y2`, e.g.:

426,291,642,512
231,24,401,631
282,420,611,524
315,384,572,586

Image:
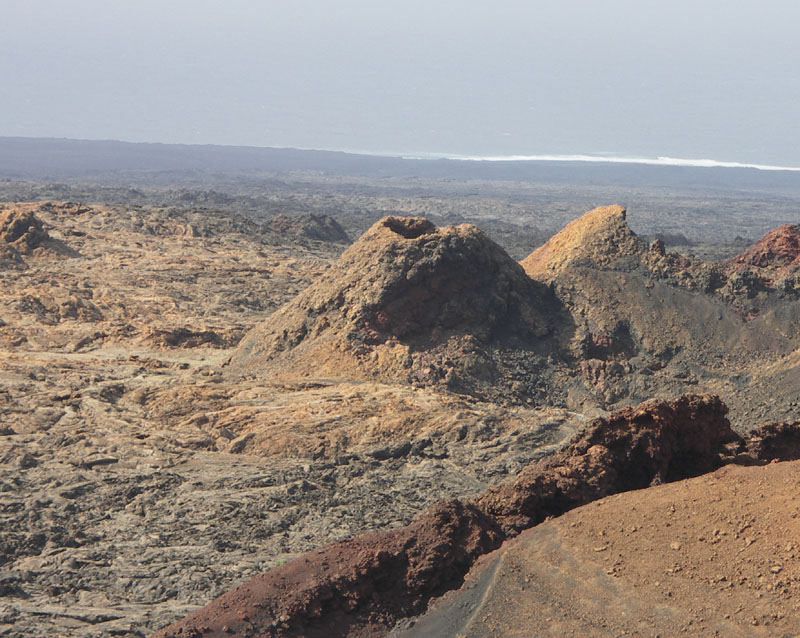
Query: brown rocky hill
229,216,569,402
520,203,708,287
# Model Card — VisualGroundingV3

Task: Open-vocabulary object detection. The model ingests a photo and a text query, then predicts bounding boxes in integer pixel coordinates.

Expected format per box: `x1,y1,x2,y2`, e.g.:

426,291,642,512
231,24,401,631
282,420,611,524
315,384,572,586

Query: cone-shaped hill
518,205,740,366
229,216,570,402
520,205,644,278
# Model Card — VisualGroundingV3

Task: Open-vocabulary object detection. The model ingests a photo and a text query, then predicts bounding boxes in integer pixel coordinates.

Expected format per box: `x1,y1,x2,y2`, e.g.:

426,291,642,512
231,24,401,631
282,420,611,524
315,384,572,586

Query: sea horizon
5,135,800,174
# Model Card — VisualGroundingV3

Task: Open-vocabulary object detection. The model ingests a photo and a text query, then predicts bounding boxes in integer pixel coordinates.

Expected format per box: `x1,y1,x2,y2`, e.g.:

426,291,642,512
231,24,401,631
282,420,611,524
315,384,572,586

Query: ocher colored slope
520,205,642,278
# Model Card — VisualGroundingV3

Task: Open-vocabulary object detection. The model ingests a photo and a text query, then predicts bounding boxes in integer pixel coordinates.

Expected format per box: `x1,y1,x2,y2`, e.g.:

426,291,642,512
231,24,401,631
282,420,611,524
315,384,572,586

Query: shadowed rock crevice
382,216,436,239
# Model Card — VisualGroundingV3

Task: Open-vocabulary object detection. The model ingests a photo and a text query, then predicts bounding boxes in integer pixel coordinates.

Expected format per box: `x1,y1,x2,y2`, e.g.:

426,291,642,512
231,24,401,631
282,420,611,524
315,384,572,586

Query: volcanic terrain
2,200,800,637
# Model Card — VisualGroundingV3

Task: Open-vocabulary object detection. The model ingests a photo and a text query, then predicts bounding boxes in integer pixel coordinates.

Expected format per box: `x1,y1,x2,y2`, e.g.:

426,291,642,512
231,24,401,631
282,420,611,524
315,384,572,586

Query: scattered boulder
0,207,49,254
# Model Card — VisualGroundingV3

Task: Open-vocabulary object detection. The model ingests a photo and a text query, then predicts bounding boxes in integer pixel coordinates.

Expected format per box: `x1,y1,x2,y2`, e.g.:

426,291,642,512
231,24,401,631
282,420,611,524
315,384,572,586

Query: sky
2,1,800,165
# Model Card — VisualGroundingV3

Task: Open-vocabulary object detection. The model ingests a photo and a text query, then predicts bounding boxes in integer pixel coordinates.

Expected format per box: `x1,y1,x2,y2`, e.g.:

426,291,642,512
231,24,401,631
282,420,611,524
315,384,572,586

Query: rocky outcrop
267,213,350,243
153,500,504,638
0,207,51,265
154,394,750,638
0,207,49,254
744,419,800,461
229,216,567,402
474,394,736,535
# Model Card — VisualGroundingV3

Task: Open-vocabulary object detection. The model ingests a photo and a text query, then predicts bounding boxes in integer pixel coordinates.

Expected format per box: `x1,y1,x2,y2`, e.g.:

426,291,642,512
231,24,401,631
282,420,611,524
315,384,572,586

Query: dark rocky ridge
515,206,800,425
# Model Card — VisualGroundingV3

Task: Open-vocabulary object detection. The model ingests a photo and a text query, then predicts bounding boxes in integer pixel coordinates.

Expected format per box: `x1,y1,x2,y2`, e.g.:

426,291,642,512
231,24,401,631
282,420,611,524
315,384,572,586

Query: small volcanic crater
381,216,436,239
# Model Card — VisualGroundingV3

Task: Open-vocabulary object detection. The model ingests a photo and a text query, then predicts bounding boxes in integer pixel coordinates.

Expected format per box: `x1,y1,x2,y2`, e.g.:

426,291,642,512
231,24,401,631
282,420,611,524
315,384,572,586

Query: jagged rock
745,419,800,461
229,216,566,401
475,394,736,535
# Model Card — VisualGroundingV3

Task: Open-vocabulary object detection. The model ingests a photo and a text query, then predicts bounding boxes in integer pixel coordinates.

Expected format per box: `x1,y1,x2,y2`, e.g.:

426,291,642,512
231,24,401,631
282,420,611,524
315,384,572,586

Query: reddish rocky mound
228,216,566,401
729,223,800,280
156,394,792,638
474,394,737,535
153,500,503,638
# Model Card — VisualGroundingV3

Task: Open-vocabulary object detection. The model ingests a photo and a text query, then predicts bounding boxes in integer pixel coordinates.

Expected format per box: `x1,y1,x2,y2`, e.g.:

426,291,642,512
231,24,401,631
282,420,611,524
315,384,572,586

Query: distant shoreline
399,152,800,173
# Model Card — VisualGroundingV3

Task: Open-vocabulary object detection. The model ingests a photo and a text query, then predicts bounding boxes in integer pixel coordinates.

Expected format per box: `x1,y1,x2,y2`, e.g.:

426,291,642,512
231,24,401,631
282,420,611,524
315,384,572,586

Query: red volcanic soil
403,459,800,637
729,223,800,279
153,396,800,638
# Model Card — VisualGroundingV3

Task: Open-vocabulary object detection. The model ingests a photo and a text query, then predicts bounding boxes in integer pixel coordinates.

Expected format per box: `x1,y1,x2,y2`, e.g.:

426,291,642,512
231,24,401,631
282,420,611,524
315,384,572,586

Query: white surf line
399,153,800,172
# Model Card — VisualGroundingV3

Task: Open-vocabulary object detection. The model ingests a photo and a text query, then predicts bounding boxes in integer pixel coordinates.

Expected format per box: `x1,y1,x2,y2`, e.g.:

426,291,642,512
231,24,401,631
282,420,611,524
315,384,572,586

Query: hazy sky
2,1,800,164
